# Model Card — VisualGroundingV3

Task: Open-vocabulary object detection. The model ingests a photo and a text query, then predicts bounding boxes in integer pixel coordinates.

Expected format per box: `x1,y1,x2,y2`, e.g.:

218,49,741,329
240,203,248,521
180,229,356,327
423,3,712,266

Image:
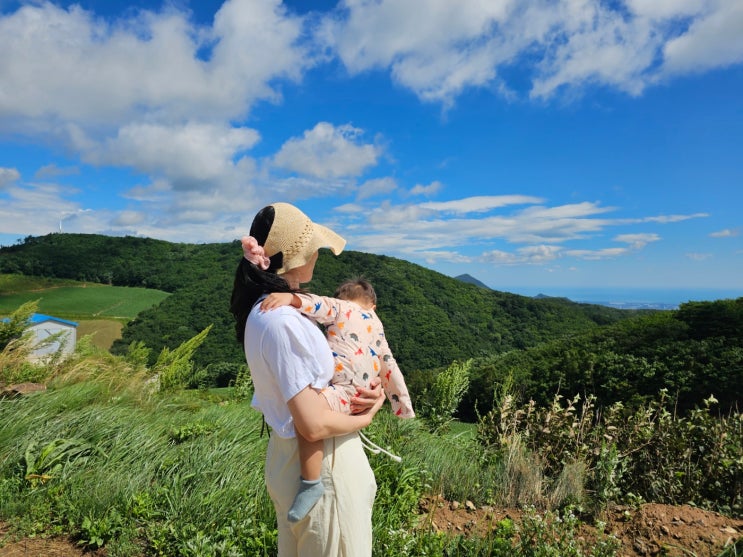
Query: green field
0,273,170,320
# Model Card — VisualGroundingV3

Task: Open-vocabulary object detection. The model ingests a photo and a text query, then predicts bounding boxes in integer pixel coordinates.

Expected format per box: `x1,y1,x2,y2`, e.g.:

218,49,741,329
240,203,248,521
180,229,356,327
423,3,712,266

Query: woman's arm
288,383,384,443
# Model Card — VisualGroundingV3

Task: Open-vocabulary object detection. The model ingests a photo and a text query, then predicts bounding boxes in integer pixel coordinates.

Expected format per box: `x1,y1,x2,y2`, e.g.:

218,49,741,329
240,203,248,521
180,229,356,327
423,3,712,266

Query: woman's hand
350,377,385,415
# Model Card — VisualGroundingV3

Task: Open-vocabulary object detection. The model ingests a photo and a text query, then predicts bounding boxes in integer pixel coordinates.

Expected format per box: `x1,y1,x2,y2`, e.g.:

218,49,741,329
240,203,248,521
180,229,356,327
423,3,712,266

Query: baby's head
334,278,377,310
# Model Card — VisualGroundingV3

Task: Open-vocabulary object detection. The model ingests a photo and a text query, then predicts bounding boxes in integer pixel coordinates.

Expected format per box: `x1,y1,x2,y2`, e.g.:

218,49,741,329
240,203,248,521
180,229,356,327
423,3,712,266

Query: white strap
359,431,402,462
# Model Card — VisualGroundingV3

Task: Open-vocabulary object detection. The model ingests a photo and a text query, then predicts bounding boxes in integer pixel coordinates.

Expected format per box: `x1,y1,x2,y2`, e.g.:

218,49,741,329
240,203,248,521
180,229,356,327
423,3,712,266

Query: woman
230,202,385,557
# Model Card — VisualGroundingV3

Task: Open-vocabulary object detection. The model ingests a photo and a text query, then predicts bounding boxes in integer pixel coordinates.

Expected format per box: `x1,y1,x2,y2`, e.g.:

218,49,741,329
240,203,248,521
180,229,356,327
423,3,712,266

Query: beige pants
266,431,376,557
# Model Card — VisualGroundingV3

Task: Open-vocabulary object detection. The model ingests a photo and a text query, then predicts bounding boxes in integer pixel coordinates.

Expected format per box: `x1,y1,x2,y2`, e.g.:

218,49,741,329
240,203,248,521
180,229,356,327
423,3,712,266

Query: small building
26,314,78,360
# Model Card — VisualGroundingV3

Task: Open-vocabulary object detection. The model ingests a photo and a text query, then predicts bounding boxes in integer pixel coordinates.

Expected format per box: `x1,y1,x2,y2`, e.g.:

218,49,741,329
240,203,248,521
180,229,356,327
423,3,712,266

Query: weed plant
477,386,743,517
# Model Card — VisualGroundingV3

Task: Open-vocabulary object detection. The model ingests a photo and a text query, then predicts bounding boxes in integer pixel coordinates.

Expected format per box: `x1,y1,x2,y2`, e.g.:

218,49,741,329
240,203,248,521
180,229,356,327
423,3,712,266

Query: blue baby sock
287,477,324,522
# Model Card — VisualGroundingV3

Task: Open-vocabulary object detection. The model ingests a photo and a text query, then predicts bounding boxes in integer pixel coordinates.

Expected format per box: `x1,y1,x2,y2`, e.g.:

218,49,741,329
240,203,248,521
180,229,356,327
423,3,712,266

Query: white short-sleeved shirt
244,301,335,438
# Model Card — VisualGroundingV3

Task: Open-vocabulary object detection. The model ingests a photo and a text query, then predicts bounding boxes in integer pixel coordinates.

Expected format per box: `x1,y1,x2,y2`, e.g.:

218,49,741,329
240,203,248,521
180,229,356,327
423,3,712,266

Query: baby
261,278,415,522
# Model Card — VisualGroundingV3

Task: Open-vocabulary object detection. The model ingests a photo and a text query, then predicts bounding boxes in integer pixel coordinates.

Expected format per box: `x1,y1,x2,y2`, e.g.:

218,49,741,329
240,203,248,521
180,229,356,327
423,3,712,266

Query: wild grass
1,329,739,556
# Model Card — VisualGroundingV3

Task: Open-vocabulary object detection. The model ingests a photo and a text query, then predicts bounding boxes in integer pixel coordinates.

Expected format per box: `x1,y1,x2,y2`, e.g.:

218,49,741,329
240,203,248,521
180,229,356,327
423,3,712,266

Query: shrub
477,387,743,516
420,359,472,433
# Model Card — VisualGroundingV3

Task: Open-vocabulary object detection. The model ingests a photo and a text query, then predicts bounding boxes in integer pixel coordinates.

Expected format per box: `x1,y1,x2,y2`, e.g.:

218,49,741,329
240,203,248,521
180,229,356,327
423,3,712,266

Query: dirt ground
2,502,741,556
420,497,742,556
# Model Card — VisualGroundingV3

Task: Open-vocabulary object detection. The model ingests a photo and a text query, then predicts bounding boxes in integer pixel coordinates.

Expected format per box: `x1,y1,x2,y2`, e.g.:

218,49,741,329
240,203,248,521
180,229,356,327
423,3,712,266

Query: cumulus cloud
663,0,743,76
273,123,381,179
321,0,743,103
0,0,306,127
79,122,260,190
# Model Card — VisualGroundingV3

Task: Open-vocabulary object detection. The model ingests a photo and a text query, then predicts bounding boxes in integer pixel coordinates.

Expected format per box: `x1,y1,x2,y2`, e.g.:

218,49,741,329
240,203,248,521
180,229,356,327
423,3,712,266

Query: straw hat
263,202,346,274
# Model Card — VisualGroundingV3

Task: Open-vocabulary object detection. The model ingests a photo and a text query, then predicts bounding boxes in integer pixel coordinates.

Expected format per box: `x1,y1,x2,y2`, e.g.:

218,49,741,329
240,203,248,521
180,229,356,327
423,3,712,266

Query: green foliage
231,364,253,400
515,506,620,557
154,325,212,392
197,361,248,389
463,298,743,420
477,388,743,516
79,508,124,550
0,299,37,351
168,421,217,444
124,340,151,369
420,359,472,433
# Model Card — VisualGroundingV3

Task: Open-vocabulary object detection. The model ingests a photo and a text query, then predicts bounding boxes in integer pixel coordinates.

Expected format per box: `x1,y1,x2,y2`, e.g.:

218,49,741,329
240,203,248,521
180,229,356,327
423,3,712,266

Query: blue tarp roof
28,314,78,327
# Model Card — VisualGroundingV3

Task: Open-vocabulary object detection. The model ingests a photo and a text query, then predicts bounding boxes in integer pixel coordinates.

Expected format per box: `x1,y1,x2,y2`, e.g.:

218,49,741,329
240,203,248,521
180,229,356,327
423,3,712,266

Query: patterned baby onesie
296,293,415,419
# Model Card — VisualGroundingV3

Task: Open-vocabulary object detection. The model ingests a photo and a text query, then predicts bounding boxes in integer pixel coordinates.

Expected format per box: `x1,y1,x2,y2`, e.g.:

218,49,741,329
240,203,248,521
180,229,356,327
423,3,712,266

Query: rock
450,501,460,510
633,539,648,555
720,526,738,534
465,500,476,511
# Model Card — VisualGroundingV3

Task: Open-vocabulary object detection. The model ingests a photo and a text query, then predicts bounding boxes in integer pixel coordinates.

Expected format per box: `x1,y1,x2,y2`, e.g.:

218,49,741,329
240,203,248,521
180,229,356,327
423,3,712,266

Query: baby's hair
334,277,377,306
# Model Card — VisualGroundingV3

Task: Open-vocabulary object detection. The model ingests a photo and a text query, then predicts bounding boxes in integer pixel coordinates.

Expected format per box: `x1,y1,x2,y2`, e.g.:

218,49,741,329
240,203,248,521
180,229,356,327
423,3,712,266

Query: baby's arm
378,336,416,419
260,292,301,311
292,293,343,326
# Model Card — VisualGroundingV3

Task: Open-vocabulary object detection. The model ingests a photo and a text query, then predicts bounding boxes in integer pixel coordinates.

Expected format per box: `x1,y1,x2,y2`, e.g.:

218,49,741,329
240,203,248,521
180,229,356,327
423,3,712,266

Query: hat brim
277,222,346,275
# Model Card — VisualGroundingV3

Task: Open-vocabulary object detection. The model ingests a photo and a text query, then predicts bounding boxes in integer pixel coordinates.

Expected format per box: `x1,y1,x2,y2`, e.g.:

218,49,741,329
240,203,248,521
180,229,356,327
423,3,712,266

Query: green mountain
0,233,633,374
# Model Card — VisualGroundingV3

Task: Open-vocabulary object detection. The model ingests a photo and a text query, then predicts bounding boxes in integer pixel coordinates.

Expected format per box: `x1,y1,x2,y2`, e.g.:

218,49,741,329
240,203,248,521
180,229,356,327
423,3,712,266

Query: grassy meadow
0,273,170,320
0,273,169,350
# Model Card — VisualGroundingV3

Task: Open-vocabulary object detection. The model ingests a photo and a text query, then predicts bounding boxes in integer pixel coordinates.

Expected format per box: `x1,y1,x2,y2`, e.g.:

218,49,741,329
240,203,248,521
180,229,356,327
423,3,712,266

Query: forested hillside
0,233,632,374
451,297,743,419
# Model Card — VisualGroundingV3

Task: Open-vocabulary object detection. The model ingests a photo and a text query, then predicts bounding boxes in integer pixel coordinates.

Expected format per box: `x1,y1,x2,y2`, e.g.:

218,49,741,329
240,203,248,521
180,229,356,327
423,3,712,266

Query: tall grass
1,337,626,556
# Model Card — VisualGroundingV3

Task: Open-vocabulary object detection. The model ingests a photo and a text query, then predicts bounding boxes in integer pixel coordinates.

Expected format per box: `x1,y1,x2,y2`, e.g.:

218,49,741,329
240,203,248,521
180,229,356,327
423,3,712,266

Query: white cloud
686,252,712,261
565,247,629,260
409,181,443,197
641,213,709,223
625,0,705,20
0,167,20,189
614,233,660,248
79,122,260,190
710,228,740,238
340,196,693,266
663,0,743,76
111,211,147,227
322,0,743,103
421,195,544,214
0,0,307,127
357,177,397,200
272,122,381,179
34,164,80,179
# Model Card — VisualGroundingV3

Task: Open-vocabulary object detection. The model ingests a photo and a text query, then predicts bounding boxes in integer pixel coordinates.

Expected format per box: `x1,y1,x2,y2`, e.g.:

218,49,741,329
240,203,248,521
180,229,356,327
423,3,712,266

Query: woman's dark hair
229,205,297,345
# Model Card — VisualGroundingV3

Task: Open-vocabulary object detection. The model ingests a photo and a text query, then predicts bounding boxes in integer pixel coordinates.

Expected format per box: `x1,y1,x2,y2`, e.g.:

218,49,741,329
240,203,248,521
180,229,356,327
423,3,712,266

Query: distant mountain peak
455,273,491,290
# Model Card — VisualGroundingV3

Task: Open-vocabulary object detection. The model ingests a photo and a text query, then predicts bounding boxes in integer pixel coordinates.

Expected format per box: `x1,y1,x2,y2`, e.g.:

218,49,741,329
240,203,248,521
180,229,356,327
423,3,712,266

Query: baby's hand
261,292,295,311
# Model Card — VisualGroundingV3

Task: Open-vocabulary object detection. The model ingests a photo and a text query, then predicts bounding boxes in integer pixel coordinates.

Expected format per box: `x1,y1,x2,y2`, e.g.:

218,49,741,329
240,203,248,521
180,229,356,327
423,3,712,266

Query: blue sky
0,0,741,301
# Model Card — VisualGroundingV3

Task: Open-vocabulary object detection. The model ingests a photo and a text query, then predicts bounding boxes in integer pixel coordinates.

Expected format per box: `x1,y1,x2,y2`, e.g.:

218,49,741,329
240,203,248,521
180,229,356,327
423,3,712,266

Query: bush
477,388,743,516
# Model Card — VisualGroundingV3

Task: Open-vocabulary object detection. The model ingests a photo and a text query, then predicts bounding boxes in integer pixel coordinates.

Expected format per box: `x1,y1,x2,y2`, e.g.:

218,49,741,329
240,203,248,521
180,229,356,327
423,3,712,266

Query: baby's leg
297,430,323,481
288,431,325,523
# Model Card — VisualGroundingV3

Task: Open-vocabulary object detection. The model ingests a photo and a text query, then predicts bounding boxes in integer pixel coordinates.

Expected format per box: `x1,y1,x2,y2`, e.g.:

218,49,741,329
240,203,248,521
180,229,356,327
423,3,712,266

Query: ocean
503,287,742,310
